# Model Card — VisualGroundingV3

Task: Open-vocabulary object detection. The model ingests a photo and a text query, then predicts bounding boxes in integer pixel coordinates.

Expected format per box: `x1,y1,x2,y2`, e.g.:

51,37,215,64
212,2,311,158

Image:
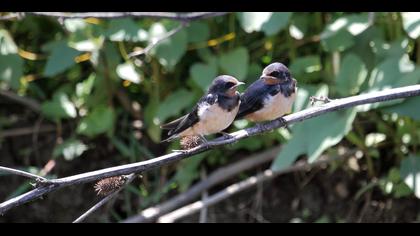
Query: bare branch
1,84,420,216
157,151,354,223
2,12,228,21
72,174,136,223
128,22,188,58
122,146,280,223
0,90,41,113
0,125,56,139
0,166,47,182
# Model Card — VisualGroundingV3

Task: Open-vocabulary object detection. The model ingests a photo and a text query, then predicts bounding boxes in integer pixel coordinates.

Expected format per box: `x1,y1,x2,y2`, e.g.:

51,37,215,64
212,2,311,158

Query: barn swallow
236,62,297,124
161,75,244,144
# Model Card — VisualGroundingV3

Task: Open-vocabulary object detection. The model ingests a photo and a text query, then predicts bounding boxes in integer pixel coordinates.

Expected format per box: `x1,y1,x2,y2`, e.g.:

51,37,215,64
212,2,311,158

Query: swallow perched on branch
161,75,245,144
236,62,297,125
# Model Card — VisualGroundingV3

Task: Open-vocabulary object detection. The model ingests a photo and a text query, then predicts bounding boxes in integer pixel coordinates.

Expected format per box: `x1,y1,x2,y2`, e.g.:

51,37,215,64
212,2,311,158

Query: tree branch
0,90,41,113
157,151,353,223
1,84,420,216
0,166,47,182
72,174,136,223
1,12,228,21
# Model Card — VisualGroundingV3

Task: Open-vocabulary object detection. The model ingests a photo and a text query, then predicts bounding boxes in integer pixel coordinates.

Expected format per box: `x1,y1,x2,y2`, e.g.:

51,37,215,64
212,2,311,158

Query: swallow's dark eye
225,82,235,88
269,71,280,78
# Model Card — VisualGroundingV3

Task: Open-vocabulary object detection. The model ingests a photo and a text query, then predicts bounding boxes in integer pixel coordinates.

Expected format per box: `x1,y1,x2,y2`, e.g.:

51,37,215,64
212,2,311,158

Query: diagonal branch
0,166,47,182
157,151,353,223
1,84,420,216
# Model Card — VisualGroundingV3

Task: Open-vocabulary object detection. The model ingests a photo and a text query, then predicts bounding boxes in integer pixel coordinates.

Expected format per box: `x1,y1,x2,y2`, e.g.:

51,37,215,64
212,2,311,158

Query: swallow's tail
160,115,187,130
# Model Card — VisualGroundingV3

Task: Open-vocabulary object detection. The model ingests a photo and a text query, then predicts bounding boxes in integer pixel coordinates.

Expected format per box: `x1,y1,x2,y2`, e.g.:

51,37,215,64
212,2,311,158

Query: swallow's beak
232,81,245,88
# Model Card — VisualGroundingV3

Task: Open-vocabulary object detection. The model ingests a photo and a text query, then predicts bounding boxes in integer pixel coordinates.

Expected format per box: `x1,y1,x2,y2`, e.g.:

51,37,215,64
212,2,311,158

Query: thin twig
73,174,136,223
122,146,280,223
0,125,56,139
157,151,353,223
0,90,41,113
128,22,188,58
2,12,228,21
0,166,47,182
1,84,420,215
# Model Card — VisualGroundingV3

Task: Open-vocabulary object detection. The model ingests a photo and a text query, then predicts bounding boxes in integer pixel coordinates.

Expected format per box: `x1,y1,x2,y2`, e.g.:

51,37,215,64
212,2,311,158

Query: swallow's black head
208,75,245,96
261,62,293,85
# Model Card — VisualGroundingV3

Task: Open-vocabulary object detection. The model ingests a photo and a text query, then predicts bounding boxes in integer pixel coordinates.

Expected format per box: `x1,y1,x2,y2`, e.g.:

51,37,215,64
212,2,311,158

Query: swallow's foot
278,117,288,128
218,132,234,140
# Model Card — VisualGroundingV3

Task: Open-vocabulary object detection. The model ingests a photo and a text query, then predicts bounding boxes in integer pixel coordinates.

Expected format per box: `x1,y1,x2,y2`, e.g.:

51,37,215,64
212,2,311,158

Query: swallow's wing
162,93,218,138
237,80,278,119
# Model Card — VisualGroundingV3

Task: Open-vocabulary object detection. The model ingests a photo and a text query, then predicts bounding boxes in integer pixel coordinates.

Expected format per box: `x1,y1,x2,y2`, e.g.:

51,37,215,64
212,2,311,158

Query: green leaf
321,30,354,52
383,96,420,121
271,86,357,171
0,54,23,90
321,14,370,52
43,40,81,77
77,105,115,137
236,12,292,36
261,12,292,36
105,19,148,42
289,13,309,40
401,12,420,39
289,55,322,81
190,59,218,91
41,92,77,121
400,155,420,198
116,62,142,84
53,138,88,161
151,23,187,71
156,89,195,124
335,53,368,96
358,55,417,111
218,47,249,80
64,19,88,33
186,22,210,43
0,29,18,54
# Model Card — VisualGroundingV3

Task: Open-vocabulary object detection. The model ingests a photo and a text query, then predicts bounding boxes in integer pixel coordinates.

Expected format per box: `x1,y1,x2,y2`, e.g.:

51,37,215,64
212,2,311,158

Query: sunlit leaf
271,86,357,171
53,138,88,161
77,105,115,137
156,89,195,124
401,12,420,39
190,59,218,91
335,53,368,96
186,22,210,43
218,47,249,80
105,19,148,42
41,92,77,121
43,40,81,77
116,62,141,84
0,54,23,90
236,12,292,36
151,23,187,71
400,155,420,198
289,55,322,81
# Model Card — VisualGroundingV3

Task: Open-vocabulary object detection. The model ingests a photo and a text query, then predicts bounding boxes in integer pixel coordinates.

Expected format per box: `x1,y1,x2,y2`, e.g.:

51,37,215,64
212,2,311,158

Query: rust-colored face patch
263,76,280,85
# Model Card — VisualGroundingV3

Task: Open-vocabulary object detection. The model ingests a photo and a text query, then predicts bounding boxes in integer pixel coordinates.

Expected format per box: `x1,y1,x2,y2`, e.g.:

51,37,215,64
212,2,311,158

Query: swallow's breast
181,102,240,136
246,89,296,122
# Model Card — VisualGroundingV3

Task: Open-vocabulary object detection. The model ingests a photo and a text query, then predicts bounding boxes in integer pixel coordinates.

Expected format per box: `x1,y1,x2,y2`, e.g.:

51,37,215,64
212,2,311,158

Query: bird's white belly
246,91,296,122
180,103,239,136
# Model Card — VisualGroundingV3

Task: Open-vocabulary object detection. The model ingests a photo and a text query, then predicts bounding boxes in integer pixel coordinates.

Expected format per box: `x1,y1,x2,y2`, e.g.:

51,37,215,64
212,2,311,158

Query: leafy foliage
2,12,420,222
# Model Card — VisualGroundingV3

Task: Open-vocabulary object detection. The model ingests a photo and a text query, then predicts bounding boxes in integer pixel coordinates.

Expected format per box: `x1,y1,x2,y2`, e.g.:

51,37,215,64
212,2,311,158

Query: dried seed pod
94,176,126,196
180,135,203,150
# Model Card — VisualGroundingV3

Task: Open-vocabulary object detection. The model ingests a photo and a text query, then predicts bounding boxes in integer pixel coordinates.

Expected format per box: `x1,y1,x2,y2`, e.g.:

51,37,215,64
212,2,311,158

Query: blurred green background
1,12,420,222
